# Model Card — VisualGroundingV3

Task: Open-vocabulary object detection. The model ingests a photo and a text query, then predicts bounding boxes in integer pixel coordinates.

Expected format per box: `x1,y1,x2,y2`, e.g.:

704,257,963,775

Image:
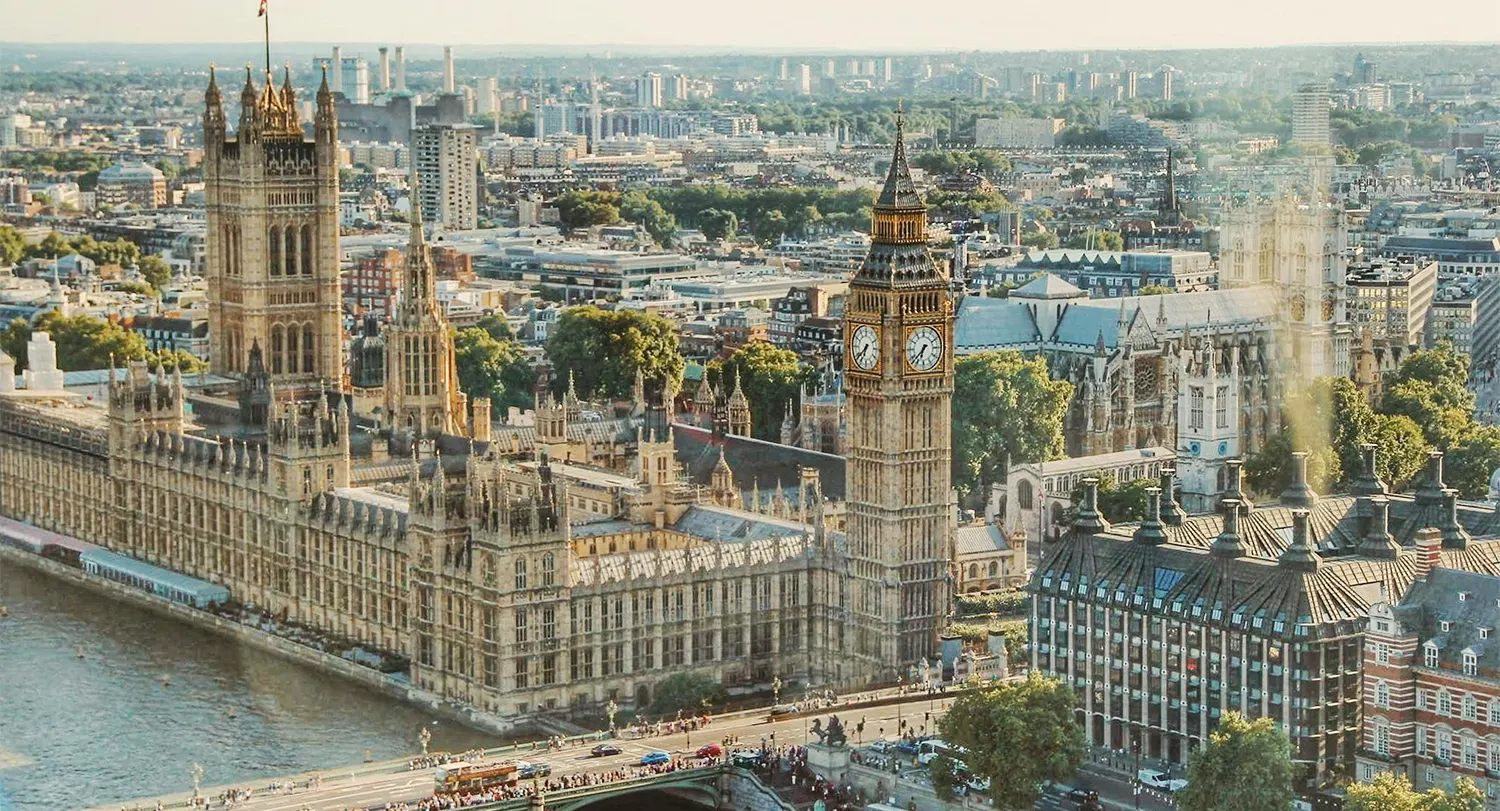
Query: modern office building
413,123,479,231
974,117,1064,149
1292,82,1332,146
95,162,168,209
1346,257,1438,349
1033,449,1500,792
635,73,663,108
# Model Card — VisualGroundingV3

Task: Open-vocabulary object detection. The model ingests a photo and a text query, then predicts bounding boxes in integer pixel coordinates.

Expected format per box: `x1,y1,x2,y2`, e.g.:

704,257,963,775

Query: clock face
850,325,879,371
905,326,943,372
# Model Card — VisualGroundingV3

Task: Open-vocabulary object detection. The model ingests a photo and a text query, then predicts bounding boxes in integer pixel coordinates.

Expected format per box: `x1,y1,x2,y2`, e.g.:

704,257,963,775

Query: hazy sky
6,0,1500,51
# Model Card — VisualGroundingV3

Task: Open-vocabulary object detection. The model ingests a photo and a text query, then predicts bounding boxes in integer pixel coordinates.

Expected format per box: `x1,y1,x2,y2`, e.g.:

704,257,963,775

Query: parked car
591,744,622,757
869,739,895,753
640,751,671,766
696,743,722,758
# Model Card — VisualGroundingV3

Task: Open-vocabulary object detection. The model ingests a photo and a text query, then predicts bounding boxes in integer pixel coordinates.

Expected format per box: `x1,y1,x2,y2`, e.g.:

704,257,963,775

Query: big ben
844,109,954,677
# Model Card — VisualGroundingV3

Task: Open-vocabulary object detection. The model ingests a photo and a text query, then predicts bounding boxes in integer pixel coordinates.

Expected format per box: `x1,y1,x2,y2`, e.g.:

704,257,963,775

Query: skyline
4,0,1500,53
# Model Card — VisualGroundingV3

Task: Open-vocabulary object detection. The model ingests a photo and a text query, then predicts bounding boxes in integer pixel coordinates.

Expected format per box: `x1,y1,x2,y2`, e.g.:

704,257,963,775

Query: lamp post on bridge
191,763,203,802
419,726,432,756
606,699,619,736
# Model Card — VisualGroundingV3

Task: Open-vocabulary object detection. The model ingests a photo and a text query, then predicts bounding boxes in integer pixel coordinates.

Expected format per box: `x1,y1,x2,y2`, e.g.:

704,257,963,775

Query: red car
695,744,722,758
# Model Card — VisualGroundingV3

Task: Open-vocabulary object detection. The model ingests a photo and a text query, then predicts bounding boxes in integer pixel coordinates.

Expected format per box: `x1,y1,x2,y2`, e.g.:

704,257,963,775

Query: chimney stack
378,47,391,92
443,45,456,93
331,46,344,98
1072,477,1110,535
395,46,407,92
1414,527,1441,580
1279,451,1319,509
1132,487,1168,546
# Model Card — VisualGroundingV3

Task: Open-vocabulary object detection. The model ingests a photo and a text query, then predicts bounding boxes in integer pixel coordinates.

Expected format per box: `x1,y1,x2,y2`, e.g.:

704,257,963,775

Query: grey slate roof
955,524,1012,556
1397,567,1500,676
954,296,1042,349
1011,274,1085,300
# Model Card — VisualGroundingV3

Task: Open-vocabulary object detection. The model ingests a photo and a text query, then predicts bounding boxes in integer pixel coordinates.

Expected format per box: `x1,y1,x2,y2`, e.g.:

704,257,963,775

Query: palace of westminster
0,67,958,720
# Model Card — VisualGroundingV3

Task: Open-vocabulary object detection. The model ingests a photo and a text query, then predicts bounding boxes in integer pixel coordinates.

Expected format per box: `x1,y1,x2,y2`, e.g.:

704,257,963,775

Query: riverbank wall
0,544,523,739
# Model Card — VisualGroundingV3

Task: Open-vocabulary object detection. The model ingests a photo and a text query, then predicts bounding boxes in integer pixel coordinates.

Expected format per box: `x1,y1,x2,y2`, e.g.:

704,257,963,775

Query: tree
26,231,75,260
1345,773,1485,811
938,674,1085,810
474,314,514,342
552,190,621,231
1380,345,1473,448
0,226,24,267
1138,285,1172,296
647,671,725,718
1062,230,1124,251
620,191,678,247
698,208,739,242
751,209,789,245
952,351,1073,500
708,340,812,441
1244,376,1425,497
1020,229,1058,250
1067,473,1155,523
15,311,150,371
454,327,538,414
0,318,29,366
545,306,684,400
1176,712,1293,811
138,255,172,291
150,349,204,374
115,280,158,297
1447,424,1500,499
929,755,964,801
73,236,139,267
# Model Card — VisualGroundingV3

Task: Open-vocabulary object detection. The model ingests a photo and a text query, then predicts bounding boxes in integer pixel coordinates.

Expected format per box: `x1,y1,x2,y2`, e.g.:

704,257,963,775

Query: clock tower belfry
843,108,955,680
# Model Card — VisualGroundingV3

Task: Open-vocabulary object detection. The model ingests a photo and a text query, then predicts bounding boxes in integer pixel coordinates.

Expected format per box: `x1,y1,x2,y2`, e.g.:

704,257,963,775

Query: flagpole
262,1,271,82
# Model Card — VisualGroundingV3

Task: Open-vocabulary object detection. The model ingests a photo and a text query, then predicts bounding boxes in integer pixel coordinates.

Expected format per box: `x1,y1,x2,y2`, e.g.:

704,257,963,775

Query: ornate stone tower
726,371,751,437
203,65,343,392
843,109,955,678
384,173,465,440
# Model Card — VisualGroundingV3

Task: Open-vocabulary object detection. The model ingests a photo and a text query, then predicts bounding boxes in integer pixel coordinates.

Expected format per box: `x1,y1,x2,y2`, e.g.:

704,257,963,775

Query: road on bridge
105,692,955,811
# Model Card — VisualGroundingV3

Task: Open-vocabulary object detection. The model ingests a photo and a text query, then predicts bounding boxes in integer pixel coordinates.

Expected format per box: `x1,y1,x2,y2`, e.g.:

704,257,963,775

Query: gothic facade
203,67,343,389
0,94,948,725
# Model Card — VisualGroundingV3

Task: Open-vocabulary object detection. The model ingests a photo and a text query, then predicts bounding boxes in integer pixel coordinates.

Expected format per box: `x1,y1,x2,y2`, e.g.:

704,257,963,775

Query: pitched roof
1010,273,1086,300
876,112,923,210
955,524,1012,556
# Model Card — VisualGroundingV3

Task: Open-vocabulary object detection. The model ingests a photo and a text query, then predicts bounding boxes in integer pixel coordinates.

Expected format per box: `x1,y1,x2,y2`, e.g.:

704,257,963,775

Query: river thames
0,559,503,811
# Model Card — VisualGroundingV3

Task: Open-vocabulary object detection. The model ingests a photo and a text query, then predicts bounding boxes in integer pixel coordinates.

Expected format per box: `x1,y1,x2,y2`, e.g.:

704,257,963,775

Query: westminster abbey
0,70,956,723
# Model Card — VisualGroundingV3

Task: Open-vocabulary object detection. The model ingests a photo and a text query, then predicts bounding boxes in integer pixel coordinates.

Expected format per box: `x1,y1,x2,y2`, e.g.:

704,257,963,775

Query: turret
204,65,226,143
237,65,259,140
315,63,338,144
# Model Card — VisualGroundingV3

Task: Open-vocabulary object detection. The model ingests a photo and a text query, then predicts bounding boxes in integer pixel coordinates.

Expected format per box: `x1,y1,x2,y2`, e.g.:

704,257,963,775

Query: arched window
270,325,284,375
285,326,299,374
967,564,978,579
268,225,281,276
301,225,313,275
541,553,556,587
988,561,999,577
302,324,315,376
1017,479,1034,510
284,225,297,279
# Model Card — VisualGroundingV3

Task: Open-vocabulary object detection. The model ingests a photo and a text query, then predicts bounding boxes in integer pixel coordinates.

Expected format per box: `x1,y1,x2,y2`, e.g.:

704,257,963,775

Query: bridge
467,765,777,811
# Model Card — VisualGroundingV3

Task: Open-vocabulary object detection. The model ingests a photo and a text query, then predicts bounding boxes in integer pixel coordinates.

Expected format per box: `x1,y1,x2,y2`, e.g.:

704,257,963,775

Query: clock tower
843,109,955,679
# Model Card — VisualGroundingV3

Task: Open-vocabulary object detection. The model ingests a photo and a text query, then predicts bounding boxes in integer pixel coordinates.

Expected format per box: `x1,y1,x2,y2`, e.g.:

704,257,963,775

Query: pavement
100,691,958,811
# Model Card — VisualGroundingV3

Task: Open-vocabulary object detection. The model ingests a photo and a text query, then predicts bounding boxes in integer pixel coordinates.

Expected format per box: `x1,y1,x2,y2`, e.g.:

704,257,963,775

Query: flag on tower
258,0,267,16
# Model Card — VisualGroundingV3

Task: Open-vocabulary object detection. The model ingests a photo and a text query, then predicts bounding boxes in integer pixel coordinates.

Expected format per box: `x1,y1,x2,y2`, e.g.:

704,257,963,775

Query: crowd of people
619,712,713,739
407,750,485,771
376,758,718,811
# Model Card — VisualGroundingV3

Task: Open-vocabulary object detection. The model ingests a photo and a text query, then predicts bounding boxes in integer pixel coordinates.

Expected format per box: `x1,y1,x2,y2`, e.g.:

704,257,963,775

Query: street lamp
191,763,203,802
419,726,433,756
773,675,783,706
606,699,619,734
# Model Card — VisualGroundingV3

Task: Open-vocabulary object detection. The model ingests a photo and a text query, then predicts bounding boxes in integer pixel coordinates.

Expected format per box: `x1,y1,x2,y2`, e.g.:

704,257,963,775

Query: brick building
1360,561,1500,798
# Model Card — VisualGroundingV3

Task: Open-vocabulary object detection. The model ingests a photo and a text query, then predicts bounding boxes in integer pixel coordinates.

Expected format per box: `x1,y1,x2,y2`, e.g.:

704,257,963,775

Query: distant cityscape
7,33,1500,811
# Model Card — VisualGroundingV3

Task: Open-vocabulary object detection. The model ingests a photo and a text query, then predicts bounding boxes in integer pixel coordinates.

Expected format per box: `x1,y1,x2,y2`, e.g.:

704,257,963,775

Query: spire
876,100,922,209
